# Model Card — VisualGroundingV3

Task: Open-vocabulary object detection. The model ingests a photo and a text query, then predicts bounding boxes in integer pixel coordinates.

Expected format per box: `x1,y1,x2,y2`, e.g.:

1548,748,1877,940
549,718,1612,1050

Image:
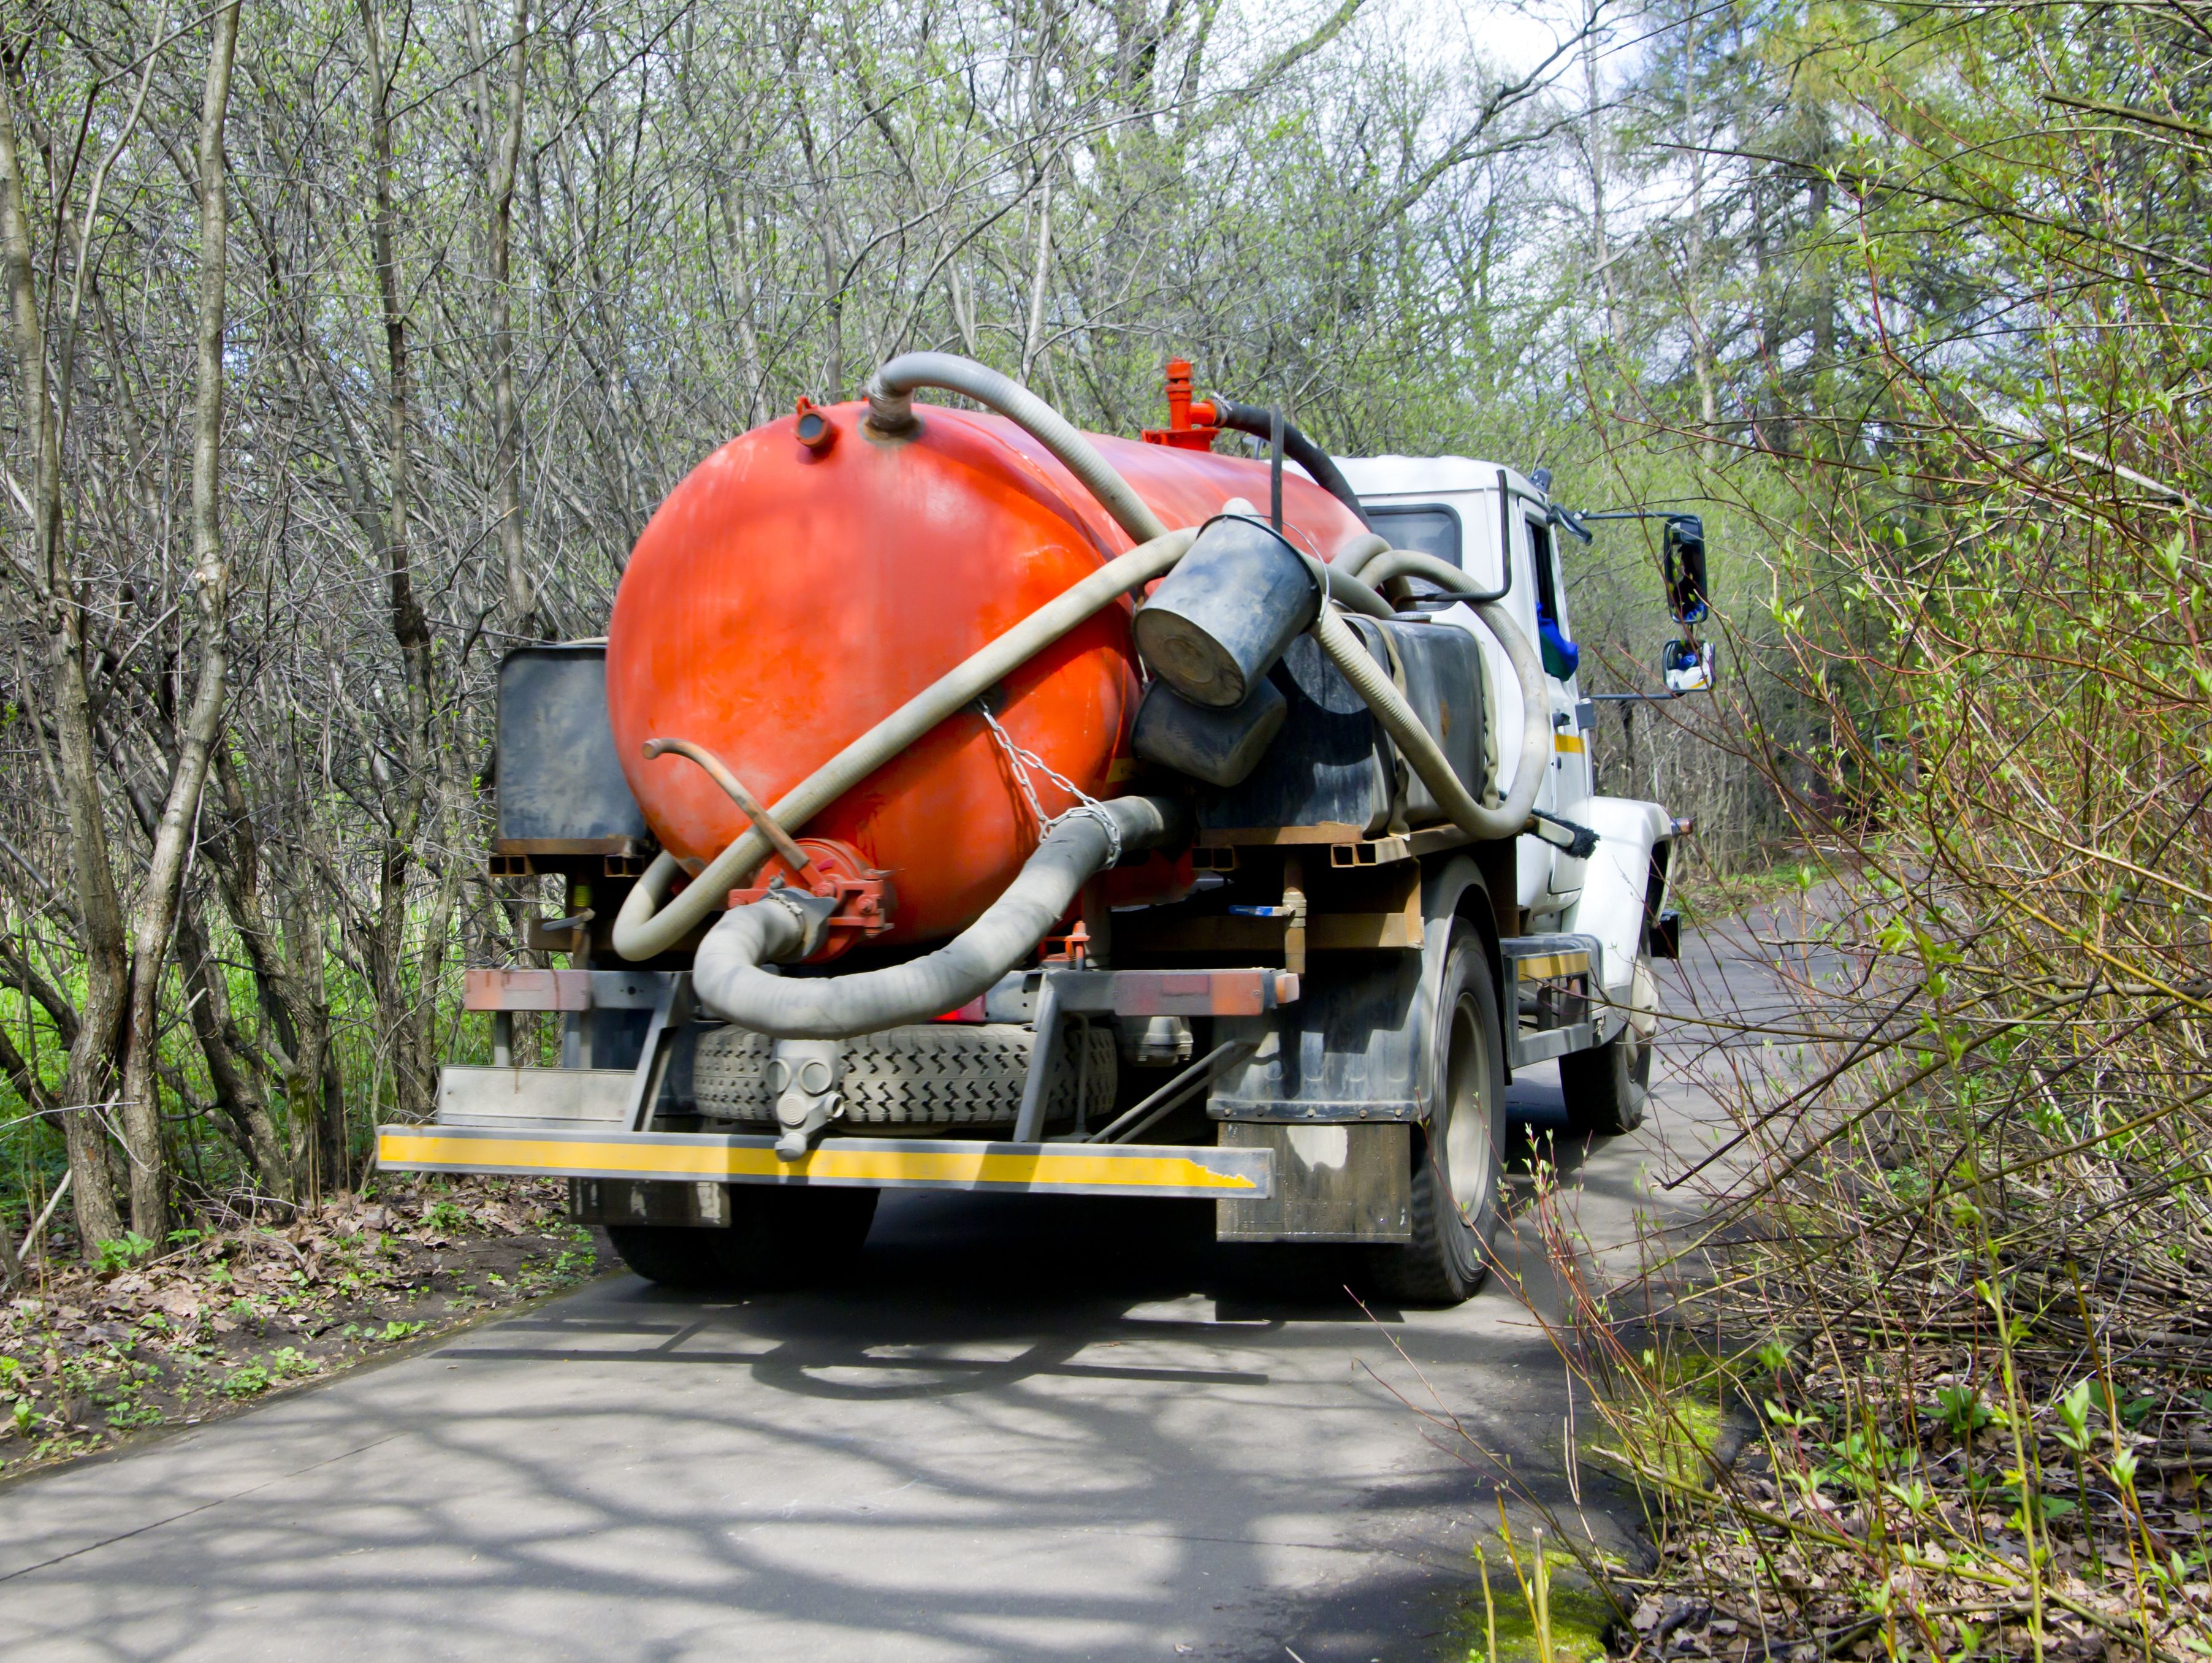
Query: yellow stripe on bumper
376,1125,1272,1199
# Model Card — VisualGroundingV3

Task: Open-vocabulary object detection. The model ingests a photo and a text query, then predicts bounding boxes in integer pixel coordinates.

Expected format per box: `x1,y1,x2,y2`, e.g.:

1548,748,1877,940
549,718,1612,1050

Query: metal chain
974,699,1122,867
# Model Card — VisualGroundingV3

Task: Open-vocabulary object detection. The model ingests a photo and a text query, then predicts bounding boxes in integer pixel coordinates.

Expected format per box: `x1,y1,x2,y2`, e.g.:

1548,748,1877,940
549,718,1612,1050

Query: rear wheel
607,1187,879,1290
1367,927,1505,1307
718,1186,879,1287
1560,958,1655,1137
604,1225,728,1289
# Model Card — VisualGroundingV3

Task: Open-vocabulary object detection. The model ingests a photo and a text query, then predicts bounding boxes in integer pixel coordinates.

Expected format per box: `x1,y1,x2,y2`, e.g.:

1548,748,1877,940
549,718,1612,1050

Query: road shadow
0,1051,1687,1662
449,1065,1628,1400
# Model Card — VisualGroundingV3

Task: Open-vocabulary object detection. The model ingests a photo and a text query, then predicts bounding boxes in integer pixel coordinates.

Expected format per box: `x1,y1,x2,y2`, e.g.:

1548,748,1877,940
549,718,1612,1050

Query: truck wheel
604,1225,730,1290
1559,959,1655,1137
1368,927,1505,1307
605,1187,879,1291
714,1186,879,1288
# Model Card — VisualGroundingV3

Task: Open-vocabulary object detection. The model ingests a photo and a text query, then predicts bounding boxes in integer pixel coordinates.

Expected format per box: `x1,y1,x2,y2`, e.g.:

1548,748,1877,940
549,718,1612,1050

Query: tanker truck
375,355,1712,1306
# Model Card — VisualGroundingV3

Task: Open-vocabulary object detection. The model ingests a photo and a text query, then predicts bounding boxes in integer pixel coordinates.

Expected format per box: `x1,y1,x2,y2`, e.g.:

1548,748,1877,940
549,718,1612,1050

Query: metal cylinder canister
1133,516,1318,707
606,401,1370,946
1131,677,1288,787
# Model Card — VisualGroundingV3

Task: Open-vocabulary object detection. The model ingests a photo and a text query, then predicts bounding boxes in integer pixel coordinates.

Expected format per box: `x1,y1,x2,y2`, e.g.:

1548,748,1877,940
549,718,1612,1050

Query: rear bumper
375,1123,1273,1201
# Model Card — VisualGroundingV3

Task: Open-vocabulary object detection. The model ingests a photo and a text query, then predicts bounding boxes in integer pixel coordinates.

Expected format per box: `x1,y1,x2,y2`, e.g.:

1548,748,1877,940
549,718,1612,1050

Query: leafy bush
93,1234,158,1276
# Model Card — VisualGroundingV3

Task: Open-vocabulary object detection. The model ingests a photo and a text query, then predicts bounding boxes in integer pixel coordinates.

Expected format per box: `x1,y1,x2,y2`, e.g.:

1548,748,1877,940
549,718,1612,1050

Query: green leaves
1935,1382,1994,1442
1763,1398,1821,1431
93,1234,158,1275
0,1355,32,1440
2051,1379,2094,1454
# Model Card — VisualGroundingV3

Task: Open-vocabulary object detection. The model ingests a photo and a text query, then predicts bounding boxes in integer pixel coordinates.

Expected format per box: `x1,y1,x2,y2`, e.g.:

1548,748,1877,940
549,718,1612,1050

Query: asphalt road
0,918,1794,1662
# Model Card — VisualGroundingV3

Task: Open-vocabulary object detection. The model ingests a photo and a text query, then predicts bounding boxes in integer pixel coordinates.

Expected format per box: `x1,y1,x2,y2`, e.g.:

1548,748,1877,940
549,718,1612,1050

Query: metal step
1500,932,1604,1067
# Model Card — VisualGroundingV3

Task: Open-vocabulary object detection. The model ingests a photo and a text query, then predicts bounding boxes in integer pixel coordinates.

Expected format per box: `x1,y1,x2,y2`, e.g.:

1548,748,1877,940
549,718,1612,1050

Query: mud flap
1214,1122,1411,1242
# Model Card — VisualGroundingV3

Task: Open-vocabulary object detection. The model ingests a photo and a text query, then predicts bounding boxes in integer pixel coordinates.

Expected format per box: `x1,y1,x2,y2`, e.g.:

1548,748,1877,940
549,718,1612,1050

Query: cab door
1524,508,1590,911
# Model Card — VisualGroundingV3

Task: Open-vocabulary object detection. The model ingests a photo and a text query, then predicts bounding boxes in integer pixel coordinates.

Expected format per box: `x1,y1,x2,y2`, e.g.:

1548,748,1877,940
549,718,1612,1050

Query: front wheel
1367,926,1505,1307
1560,958,1655,1137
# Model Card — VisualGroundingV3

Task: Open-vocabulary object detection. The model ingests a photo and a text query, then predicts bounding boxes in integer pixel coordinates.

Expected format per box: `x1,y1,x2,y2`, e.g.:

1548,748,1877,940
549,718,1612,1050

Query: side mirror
1663,516,1708,624
1663,639,1714,694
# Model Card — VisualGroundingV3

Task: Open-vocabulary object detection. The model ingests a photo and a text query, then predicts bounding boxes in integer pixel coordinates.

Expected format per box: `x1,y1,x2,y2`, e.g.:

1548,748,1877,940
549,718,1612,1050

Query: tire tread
1365,927,1505,1307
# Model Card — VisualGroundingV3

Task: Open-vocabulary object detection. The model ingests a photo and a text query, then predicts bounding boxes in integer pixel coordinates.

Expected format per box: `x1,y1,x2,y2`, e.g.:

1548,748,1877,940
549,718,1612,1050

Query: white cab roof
1335,455,1542,502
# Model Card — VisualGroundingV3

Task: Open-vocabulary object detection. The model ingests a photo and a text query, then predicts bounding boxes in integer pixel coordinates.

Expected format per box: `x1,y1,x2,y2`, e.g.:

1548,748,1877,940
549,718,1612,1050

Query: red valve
728,836,896,962
1141,357,1221,452
1039,919,1091,967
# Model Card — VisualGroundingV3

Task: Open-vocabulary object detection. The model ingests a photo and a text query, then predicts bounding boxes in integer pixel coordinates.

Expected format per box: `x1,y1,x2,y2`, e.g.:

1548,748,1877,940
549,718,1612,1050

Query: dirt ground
0,1176,609,1481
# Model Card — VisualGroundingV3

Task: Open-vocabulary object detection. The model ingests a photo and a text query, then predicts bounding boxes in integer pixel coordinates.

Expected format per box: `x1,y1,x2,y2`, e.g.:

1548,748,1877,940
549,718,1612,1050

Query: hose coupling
760,881,839,961
863,375,917,436
767,1038,844,1161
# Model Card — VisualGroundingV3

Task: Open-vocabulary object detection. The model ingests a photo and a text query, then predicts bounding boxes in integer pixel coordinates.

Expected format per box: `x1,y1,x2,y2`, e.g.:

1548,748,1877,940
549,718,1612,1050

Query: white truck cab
1337,454,1694,1086
1337,457,1599,924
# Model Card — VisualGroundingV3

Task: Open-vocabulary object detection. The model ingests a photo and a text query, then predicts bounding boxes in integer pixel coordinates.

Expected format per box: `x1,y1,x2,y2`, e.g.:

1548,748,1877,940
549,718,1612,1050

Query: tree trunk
197,747,326,1203
0,1022,47,1281
1682,12,1717,460
1751,174,1775,450
0,59,128,1257
1808,172,1834,384
481,0,533,637
1582,1,1625,357
359,0,440,1130
115,0,245,1244
172,897,289,1199
1021,170,1053,383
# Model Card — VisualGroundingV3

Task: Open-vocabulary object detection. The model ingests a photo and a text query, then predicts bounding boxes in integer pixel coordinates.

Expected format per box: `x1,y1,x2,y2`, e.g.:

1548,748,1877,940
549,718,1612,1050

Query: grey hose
1311,599,1550,842
1338,535,1515,606
693,796,1186,1038
1294,551,1394,619
611,528,1198,961
1203,395,1374,530
1359,546,1510,602
1333,533,1390,579
866,352,1170,546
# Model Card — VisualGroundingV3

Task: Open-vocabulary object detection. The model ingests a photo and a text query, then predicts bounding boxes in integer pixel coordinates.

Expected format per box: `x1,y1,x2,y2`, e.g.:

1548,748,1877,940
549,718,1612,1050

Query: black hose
1207,395,1373,531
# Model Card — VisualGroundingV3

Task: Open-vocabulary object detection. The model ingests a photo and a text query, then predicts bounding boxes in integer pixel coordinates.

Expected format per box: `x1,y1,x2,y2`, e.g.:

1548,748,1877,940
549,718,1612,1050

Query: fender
1560,797,1672,1000
1205,854,1493,1124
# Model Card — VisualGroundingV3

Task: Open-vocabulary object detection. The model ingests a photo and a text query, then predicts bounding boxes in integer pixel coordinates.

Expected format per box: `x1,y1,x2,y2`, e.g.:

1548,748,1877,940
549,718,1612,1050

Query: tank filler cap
794,397,837,453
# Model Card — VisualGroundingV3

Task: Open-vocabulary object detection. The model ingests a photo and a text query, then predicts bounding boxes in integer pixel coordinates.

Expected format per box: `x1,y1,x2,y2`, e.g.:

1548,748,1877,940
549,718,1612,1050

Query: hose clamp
758,881,840,960
862,375,918,436
1047,801,1123,869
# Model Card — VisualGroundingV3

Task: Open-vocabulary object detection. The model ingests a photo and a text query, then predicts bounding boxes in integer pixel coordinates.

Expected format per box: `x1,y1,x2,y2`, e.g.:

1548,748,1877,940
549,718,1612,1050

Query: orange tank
605,400,1371,946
